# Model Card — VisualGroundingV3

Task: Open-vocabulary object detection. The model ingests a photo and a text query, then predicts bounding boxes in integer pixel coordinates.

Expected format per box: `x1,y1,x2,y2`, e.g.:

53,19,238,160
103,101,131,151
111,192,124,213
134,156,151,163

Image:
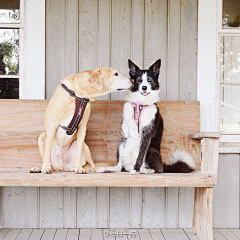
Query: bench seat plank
0,169,215,187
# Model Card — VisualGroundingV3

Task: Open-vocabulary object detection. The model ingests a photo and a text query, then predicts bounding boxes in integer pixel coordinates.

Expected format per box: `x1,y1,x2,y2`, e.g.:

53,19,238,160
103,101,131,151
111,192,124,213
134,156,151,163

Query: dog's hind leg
145,147,163,173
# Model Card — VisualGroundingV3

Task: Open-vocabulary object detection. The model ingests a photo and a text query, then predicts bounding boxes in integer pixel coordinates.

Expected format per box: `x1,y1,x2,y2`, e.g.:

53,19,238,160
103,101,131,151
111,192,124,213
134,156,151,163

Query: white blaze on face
139,72,150,96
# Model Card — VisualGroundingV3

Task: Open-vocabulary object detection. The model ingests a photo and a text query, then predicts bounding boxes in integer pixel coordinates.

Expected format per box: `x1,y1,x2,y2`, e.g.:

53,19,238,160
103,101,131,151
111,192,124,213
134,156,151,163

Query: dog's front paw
29,167,41,173
130,129,139,140
74,166,87,174
92,167,108,173
41,164,52,174
130,169,140,175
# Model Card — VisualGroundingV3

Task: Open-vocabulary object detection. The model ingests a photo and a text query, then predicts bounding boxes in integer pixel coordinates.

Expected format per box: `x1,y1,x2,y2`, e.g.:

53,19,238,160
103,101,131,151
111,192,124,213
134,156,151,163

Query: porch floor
1,228,240,240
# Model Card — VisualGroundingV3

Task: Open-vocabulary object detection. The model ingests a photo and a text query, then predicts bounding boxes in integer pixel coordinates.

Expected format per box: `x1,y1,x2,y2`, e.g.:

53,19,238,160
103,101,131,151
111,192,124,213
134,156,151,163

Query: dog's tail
163,149,195,173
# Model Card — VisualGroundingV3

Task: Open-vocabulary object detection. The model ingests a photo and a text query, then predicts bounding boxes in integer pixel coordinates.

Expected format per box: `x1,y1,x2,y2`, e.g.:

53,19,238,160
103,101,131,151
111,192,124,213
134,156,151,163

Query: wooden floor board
229,229,240,239
149,229,165,240
41,229,56,240
66,229,80,240
0,229,10,239
16,229,33,240
3,229,21,240
0,228,238,240
218,229,239,240
28,229,45,240
183,229,200,240
53,229,68,240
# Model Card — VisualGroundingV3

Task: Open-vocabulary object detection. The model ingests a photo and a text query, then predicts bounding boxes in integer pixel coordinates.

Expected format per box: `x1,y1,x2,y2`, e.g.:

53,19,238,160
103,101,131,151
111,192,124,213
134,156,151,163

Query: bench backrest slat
0,100,200,169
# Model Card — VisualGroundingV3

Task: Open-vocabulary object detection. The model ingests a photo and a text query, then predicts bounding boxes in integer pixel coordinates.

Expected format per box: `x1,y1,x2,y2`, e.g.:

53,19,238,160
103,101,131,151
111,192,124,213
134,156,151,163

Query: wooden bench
0,100,220,240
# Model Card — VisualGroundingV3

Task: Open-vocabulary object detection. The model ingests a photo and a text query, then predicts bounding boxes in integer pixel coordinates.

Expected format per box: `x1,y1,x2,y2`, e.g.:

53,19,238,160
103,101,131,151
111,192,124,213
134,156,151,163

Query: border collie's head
128,59,161,96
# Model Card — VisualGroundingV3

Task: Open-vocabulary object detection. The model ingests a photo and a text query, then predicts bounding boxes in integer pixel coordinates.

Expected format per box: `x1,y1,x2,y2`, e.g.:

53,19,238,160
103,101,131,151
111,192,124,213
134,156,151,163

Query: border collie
106,59,195,174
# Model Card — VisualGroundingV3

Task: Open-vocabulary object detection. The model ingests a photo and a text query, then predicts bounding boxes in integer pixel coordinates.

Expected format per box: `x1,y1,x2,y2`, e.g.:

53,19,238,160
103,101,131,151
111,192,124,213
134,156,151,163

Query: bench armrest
191,132,220,183
191,132,221,140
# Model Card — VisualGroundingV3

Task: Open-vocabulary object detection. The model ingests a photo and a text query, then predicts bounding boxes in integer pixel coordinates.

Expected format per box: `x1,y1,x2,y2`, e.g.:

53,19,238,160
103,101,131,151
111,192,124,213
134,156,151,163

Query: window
219,0,240,138
0,0,22,99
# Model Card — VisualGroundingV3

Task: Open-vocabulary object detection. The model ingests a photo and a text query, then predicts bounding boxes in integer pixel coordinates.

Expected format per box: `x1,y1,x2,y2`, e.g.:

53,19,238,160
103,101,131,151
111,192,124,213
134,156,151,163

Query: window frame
0,0,45,100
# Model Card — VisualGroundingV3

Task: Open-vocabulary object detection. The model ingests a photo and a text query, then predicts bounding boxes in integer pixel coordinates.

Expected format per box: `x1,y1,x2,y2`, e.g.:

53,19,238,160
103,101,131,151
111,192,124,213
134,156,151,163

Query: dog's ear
149,59,161,77
128,59,140,78
88,68,104,91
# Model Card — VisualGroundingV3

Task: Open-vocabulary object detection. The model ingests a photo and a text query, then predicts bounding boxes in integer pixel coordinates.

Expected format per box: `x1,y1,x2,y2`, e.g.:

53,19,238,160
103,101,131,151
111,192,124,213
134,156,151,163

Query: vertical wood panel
144,0,168,101
213,154,240,228
109,188,130,228
110,0,131,100
142,188,166,228
1,187,26,228
97,187,110,228
77,188,97,228
98,0,111,100
39,187,64,228
64,188,77,228
166,188,178,228
78,0,98,71
167,0,180,101
179,0,198,101
65,0,78,76
46,0,65,98
26,187,39,228
178,188,194,228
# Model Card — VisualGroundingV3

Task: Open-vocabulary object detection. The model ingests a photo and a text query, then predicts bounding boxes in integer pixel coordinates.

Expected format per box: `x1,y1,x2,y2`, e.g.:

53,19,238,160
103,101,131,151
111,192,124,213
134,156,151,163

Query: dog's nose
142,86,147,91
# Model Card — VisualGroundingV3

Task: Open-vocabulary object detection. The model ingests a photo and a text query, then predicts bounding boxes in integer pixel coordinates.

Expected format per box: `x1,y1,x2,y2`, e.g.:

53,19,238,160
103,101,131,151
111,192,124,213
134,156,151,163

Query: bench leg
192,187,213,240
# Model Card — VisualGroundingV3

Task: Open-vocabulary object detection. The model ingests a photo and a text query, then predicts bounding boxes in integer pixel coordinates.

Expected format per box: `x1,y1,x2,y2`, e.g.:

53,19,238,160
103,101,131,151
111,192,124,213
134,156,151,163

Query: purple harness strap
132,102,150,133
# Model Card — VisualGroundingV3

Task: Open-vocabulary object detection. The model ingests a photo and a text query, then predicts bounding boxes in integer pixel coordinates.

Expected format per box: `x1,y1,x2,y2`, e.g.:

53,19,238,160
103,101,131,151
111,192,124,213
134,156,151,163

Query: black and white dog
106,59,195,174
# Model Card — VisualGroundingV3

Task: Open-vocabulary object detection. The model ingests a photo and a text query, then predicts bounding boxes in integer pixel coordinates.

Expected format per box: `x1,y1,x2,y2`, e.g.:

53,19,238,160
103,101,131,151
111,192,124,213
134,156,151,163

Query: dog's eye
147,78,152,82
114,72,118,76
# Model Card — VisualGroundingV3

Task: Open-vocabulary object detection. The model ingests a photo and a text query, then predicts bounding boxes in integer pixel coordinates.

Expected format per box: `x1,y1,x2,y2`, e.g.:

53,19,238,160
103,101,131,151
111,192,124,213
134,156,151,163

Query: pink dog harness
132,102,150,133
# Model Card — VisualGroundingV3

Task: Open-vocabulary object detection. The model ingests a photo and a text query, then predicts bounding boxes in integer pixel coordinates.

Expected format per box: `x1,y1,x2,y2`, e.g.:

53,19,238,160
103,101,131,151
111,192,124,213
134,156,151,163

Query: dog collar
60,84,89,135
132,102,150,133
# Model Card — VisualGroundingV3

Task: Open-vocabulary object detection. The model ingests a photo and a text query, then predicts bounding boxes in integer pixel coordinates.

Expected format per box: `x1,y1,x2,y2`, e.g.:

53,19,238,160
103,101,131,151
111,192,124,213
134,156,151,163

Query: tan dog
32,67,131,174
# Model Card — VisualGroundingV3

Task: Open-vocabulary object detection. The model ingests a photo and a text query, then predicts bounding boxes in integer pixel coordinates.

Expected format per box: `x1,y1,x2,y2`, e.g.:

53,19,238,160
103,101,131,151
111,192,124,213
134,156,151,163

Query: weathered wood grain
0,100,201,169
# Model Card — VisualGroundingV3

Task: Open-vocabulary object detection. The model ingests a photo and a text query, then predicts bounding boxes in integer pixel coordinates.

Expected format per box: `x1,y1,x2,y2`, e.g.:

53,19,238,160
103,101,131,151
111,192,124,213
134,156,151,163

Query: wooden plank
183,229,200,240
137,229,152,240
54,229,68,240
109,188,130,228
78,0,98,71
98,0,110,100
167,0,180,101
166,188,178,228
149,229,165,240
65,0,78,76
213,229,227,240
144,0,167,100
0,100,201,169
39,187,64,228
218,229,239,240
191,132,221,139
0,229,10,239
230,229,240,239
77,188,97,228
179,0,198,101
142,188,165,228
1,187,26,228
46,0,65,98
0,170,216,188
41,229,56,240
3,229,21,240
66,229,80,240
97,187,109,228
213,154,239,228
178,188,194,228
26,187,39,228
110,0,131,100
161,229,178,240
64,188,77,228
169,229,189,240
91,229,104,240
130,188,142,228
28,229,44,240
79,229,91,240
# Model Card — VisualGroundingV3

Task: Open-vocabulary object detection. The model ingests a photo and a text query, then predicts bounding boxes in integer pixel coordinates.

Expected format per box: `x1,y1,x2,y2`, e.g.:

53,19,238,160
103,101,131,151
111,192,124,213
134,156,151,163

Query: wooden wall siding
1,0,221,229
